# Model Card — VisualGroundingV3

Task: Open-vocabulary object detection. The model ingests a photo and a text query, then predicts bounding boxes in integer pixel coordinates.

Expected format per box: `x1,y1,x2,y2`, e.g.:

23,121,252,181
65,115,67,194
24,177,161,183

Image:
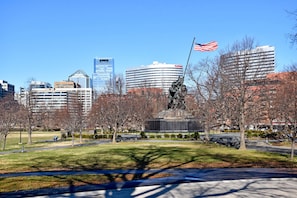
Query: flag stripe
194,41,218,52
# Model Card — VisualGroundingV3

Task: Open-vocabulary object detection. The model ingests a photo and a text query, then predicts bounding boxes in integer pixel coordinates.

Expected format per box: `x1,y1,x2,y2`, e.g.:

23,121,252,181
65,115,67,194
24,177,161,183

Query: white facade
29,88,92,115
126,61,183,93
220,46,275,82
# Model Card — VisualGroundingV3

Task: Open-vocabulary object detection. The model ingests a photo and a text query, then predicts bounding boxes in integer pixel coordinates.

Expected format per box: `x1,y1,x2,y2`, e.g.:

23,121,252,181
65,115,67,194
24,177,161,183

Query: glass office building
0,80,15,98
126,61,183,94
92,58,115,94
68,70,90,88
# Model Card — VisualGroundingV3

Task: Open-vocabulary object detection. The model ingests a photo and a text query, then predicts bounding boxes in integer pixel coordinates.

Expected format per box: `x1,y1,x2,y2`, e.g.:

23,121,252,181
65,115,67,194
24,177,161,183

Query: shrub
61,133,67,140
164,134,170,138
192,132,200,140
170,134,176,139
149,135,155,139
177,133,183,139
140,131,146,138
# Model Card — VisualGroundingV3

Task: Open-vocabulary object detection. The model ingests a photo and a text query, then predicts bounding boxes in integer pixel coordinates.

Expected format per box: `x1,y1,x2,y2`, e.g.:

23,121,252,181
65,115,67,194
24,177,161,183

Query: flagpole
183,37,196,78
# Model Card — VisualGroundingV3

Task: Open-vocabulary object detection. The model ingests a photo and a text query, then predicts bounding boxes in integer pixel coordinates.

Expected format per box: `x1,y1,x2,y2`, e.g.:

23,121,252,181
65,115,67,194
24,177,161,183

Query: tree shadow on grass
3,143,296,197
199,144,297,169
10,144,198,197
102,145,198,197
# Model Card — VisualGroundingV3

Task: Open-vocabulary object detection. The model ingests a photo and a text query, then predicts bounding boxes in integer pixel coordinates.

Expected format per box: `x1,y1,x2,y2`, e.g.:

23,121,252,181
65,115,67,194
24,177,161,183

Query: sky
1,0,296,91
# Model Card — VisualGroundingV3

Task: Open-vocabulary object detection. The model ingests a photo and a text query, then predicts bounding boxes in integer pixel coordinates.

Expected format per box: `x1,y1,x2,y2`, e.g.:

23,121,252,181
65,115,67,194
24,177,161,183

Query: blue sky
1,0,296,90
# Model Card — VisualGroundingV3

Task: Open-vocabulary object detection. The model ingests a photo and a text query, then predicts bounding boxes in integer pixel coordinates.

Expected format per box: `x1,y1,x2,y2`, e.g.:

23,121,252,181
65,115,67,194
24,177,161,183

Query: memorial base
145,109,203,132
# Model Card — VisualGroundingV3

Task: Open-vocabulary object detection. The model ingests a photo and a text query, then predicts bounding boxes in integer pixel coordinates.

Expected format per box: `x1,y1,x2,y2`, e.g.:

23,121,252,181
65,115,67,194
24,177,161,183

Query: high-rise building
92,58,115,94
68,70,90,88
29,87,92,116
0,80,15,98
126,61,183,94
220,46,275,82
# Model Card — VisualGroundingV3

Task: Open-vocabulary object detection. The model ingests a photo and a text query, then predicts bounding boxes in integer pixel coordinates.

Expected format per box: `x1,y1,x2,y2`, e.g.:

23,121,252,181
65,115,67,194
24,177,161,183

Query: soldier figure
168,76,187,110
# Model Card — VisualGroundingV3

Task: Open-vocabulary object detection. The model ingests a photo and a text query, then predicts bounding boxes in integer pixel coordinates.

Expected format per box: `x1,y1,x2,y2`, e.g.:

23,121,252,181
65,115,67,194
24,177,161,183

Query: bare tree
0,94,19,150
23,91,34,144
22,78,37,145
255,75,279,130
67,91,85,144
219,37,273,150
16,104,28,144
54,107,70,133
38,105,55,131
126,91,155,131
93,94,132,143
188,57,221,141
275,65,297,160
288,9,297,46
244,90,262,130
88,95,110,134
90,76,156,143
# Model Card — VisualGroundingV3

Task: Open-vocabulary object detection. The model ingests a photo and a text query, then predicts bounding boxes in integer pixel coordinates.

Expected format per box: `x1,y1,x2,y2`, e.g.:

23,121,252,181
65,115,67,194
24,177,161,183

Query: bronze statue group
167,76,187,110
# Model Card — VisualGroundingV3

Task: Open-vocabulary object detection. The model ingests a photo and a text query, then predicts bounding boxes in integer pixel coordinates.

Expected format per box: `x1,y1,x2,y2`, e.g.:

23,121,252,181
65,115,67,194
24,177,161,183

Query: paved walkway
34,178,297,198
2,168,297,197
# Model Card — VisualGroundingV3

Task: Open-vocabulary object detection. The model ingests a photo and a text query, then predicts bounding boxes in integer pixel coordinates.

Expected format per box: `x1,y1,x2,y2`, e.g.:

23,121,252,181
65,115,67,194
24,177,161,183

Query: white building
126,61,183,93
22,87,92,116
220,46,275,82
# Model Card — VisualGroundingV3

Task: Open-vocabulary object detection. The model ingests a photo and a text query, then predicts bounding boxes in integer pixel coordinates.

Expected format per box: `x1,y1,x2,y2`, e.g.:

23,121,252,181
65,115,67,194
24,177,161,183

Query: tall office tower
220,46,275,82
0,80,15,98
126,61,183,94
92,58,115,94
68,70,90,88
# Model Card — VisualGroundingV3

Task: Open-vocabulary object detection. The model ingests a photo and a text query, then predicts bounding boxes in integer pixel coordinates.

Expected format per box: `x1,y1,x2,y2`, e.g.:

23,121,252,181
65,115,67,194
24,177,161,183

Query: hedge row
62,132,200,140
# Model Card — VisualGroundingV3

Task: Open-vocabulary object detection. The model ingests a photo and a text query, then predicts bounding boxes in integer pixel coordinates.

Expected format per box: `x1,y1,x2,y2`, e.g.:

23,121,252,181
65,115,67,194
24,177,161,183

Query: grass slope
0,141,296,193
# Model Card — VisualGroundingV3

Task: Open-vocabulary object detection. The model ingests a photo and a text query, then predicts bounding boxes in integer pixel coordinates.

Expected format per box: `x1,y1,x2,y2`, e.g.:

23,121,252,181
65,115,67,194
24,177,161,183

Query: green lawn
1,131,62,151
0,141,296,193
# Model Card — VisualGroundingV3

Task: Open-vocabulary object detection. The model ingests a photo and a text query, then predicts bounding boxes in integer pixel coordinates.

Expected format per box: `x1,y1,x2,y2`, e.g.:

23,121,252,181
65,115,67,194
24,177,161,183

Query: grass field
1,131,63,150
0,131,297,193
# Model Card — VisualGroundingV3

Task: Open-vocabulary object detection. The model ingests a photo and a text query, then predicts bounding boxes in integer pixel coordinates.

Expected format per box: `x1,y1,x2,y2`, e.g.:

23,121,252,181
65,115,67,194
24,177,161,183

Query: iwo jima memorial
145,38,218,132
145,75,202,132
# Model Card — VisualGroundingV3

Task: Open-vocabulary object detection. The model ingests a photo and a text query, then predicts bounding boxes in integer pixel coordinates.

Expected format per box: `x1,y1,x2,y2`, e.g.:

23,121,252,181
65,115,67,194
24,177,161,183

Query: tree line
187,37,297,159
0,37,296,160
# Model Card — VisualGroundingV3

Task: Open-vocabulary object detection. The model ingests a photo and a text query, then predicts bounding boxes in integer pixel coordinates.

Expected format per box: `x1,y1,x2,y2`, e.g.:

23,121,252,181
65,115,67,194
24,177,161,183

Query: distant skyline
1,0,296,91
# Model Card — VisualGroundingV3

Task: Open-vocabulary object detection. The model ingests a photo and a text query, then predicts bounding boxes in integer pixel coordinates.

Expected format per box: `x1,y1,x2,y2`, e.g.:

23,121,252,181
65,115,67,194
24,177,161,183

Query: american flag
194,41,218,52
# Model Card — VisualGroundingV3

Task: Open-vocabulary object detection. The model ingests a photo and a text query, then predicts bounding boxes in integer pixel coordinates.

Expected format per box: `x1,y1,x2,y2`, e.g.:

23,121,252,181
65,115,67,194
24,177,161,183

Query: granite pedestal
145,109,202,132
